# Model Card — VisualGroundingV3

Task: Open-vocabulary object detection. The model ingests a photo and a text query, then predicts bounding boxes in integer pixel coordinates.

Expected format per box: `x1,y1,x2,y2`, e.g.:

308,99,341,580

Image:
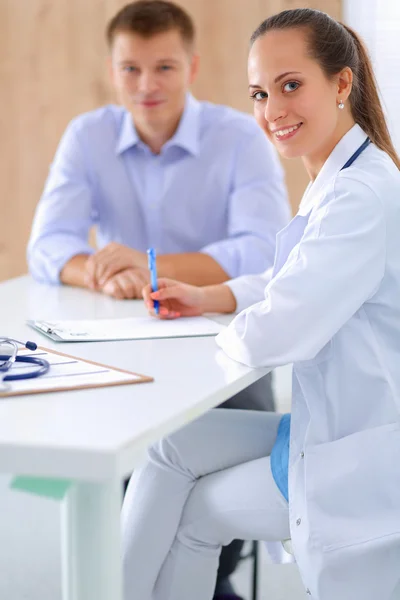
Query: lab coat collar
116,93,200,156
297,124,369,216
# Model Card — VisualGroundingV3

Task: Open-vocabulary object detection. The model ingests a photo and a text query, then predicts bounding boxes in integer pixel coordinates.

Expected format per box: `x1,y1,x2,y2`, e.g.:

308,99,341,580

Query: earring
338,100,345,110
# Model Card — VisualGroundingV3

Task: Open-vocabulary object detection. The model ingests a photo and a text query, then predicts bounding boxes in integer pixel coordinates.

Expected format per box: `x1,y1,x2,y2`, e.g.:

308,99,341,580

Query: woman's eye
159,65,172,71
283,81,299,93
251,91,268,101
123,66,137,73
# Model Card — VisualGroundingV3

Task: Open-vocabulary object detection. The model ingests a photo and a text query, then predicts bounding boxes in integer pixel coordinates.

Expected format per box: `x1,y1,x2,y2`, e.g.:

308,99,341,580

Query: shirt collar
116,93,201,156
163,93,200,156
116,110,140,155
298,124,369,216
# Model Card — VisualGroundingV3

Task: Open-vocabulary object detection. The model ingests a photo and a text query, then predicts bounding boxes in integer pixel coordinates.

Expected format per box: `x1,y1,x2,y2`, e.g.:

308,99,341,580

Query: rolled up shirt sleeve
200,127,290,278
27,119,96,284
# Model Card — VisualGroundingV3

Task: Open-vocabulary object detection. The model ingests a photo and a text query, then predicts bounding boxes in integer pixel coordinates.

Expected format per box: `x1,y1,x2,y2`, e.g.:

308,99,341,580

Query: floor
0,365,309,599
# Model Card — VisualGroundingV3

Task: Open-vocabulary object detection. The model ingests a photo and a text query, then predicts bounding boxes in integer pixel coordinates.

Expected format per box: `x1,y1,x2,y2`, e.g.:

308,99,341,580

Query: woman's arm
142,279,237,318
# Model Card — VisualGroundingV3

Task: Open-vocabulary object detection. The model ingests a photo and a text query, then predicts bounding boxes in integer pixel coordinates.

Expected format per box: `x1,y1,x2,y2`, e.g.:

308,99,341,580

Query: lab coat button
296,518,301,526
306,589,311,595
300,451,305,458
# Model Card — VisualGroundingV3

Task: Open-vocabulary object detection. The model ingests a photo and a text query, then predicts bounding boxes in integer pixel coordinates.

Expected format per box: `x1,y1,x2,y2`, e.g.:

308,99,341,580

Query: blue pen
147,248,159,315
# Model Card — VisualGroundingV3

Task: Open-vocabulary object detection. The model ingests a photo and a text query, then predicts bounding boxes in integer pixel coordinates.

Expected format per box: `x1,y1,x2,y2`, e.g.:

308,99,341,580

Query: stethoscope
0,338,50,381
341,137,370,170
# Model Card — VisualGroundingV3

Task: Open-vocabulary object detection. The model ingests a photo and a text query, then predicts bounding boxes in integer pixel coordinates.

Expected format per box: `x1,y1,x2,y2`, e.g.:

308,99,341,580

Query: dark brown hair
106,0,195,49
251,8,400,169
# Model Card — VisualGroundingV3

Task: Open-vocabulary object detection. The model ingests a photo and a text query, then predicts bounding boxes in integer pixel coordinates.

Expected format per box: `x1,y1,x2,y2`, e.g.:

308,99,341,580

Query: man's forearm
59,254,90,287
61,251,230,288
157,252,230,286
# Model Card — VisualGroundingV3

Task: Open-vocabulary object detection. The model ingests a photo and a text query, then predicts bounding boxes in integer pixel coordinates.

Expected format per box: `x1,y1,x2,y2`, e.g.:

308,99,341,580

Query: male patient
27,2,290,598
27,0,288,297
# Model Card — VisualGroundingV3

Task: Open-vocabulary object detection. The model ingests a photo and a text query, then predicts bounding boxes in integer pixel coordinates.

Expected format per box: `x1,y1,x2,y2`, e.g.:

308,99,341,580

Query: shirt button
306,589,311,595
300,451,305,458
296,518,301,526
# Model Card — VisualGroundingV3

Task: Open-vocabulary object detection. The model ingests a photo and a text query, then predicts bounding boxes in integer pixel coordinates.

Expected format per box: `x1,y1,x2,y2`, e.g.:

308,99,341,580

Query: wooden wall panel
0,0,341,282
0,0,127,282
187,0,262,112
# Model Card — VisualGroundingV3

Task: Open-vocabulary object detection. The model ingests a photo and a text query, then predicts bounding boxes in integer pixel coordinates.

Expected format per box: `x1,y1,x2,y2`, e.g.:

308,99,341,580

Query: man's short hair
106,0,196,49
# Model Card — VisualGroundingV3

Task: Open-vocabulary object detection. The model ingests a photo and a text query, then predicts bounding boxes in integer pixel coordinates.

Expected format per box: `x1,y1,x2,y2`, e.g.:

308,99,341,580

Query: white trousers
121,409,290,600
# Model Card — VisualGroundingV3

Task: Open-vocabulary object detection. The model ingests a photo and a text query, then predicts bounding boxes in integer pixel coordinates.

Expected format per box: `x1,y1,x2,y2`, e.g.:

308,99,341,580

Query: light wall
344,0,400,154
0,0,341,282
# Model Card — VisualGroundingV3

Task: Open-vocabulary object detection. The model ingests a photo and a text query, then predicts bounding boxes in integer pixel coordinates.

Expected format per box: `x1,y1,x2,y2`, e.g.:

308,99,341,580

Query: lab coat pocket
306,422,400,552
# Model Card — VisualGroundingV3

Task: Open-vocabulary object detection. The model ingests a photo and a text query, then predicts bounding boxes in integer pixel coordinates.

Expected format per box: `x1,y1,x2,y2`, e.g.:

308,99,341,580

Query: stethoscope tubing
0,338,50,381
0,355,50,381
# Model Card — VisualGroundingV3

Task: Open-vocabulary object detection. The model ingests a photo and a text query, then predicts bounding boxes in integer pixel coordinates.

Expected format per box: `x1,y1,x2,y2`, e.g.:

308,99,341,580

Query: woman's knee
148,433,187,474
147,418,204,475
148,410,220,475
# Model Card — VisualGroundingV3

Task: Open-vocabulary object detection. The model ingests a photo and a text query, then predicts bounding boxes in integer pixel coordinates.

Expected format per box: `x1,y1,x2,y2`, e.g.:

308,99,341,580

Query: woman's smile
271,122,303,141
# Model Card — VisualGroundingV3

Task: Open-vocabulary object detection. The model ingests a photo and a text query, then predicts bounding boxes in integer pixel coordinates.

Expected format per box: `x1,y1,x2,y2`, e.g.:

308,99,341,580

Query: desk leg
61,479,123,600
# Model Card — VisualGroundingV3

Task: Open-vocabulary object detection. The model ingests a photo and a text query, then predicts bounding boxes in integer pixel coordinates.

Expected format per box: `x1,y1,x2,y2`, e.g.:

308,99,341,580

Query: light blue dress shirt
28,94,290,283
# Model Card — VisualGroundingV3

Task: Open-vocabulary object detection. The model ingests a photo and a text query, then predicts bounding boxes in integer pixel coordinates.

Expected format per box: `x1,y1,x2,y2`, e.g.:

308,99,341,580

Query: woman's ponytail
341,23,400,169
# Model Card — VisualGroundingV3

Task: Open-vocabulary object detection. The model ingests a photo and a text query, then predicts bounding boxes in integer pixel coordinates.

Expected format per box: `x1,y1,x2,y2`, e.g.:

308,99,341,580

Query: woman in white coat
122,8,400,600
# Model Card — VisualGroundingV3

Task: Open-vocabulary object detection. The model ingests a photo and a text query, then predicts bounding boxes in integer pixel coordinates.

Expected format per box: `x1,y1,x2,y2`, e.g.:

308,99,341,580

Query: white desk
0,276,268,600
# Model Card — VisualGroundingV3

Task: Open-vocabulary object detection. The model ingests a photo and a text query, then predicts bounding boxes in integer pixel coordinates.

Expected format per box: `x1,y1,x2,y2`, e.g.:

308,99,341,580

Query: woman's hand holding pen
143,279,237,318
143,278,205,318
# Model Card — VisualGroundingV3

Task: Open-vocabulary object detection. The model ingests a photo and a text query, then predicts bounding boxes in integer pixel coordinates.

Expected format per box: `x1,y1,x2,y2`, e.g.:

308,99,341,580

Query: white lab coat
216,124,400,600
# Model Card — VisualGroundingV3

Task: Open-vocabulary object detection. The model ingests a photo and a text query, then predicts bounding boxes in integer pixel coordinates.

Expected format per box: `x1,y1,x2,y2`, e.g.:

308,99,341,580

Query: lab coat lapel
272,211,311,278
297,124,368,216
272,125,369,279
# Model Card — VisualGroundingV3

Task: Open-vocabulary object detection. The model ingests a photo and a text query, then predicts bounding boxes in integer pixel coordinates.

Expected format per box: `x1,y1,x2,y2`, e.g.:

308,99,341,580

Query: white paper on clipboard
27,316,224,342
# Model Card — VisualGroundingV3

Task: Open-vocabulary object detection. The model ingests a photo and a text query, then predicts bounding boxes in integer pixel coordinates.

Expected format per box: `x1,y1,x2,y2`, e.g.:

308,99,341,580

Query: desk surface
0,276,267,481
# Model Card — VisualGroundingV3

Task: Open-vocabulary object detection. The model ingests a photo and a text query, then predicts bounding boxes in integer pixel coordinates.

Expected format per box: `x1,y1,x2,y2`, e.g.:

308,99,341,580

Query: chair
239,539,294,600
239,540,259,600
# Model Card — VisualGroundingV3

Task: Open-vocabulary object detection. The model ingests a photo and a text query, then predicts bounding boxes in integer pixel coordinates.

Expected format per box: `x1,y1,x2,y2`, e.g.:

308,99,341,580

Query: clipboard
26,316,224,342
0,346,153,398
